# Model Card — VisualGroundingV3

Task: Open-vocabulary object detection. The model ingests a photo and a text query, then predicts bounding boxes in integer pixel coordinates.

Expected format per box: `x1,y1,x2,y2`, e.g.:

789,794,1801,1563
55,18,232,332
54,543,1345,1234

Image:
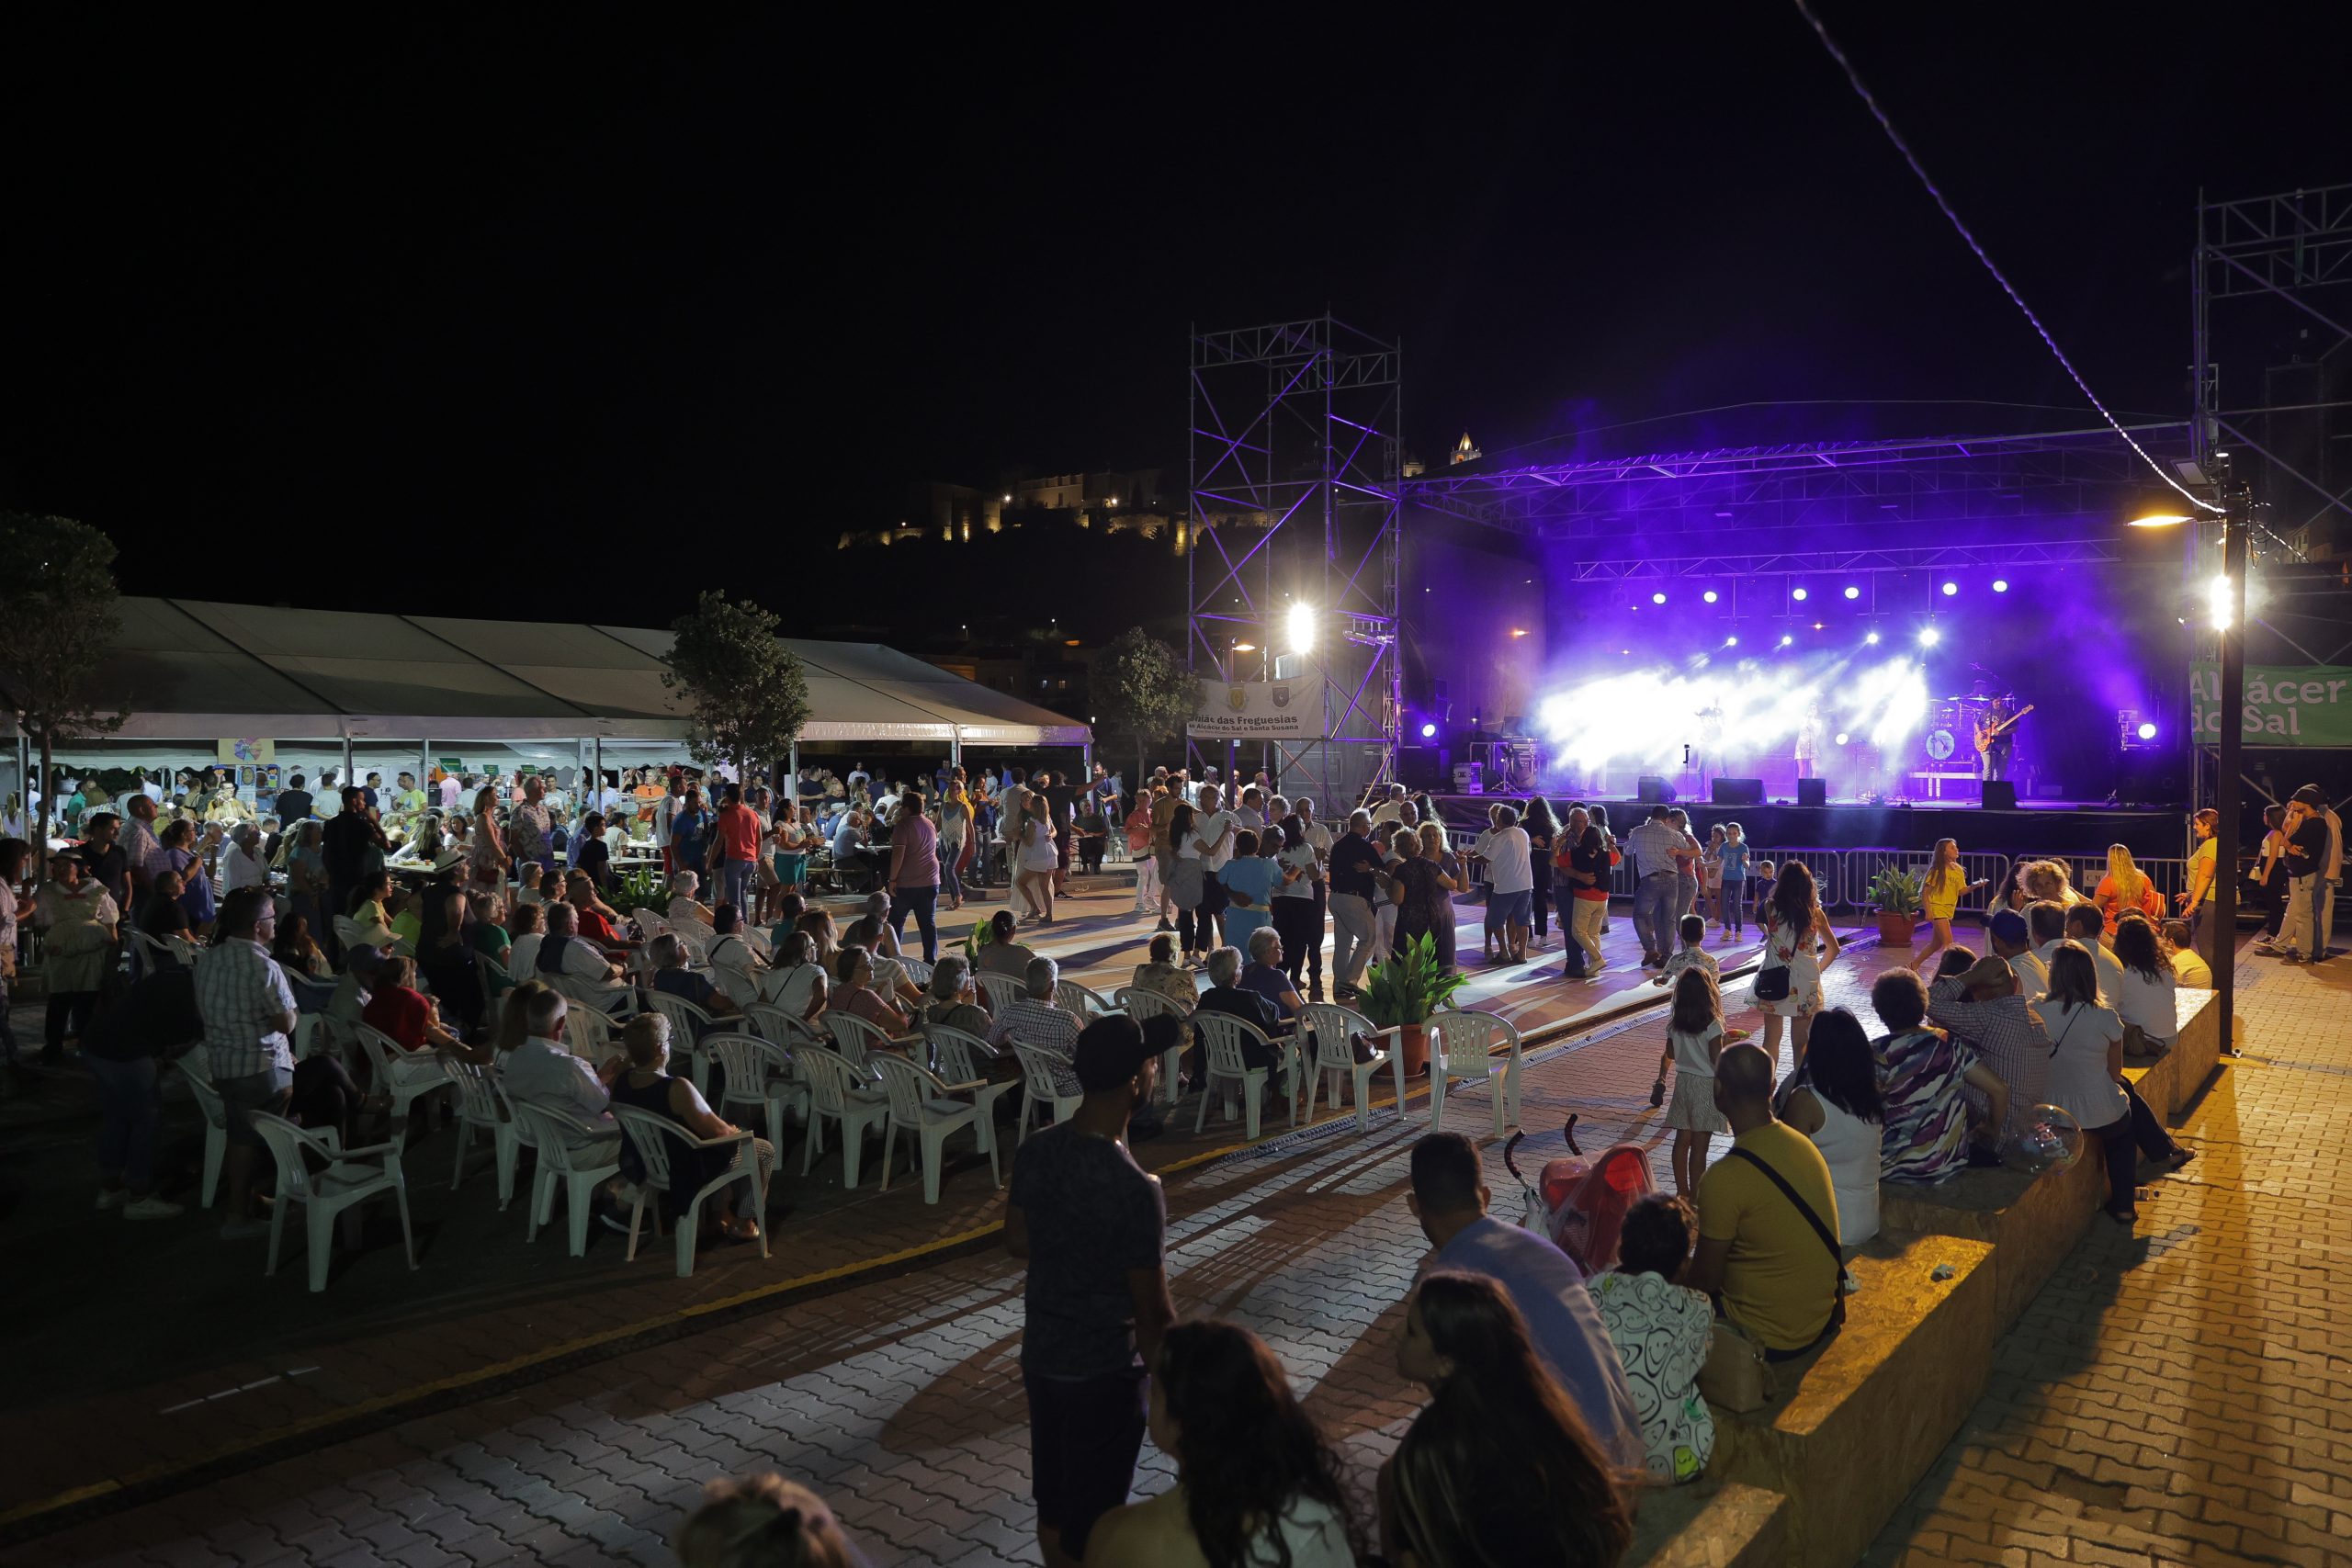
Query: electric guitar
1973,704,2034,754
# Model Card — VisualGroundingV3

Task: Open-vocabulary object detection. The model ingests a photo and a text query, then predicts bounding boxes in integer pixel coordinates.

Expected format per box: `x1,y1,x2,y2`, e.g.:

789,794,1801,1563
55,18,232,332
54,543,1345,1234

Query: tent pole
950,727,961,770
420,737,430,805
342,732,354,795
594,736,603,819
789,740,799,802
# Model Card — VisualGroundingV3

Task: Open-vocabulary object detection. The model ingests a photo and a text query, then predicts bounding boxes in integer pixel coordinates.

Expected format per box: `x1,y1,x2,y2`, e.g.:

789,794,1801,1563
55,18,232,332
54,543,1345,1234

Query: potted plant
1867,865,1923,950
1360,932,1469,1077
962,918,996,966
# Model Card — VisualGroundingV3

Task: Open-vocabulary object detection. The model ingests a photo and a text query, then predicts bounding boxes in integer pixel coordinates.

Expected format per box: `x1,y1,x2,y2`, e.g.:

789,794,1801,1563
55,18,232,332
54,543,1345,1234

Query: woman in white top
2039,942,2190,1224
2107,916,2179,1050
1756,862,1841,1078
1778,1008,1883,1246
757,930,830,1021
1089,1319,1360,1568
1014,794,1059,925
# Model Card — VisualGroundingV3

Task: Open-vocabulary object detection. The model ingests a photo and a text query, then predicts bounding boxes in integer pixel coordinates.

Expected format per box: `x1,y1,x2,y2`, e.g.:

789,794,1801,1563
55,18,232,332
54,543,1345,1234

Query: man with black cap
1003,1014,1174,1568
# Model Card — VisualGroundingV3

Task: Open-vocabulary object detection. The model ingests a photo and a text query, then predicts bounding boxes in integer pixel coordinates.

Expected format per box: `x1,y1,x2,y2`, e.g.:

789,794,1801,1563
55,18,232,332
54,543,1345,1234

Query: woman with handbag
1167,801,1212,962
1755,862,1839,1080
2038,942,2191,1223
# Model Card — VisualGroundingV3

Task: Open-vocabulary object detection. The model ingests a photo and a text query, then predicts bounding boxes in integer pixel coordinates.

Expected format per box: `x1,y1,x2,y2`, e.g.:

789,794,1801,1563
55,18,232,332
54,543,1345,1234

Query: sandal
718,1217,761,1243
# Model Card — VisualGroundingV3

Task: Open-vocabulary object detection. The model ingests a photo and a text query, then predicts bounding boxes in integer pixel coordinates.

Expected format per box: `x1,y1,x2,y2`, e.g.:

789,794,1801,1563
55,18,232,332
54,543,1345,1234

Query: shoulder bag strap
1726,1145,1842,1269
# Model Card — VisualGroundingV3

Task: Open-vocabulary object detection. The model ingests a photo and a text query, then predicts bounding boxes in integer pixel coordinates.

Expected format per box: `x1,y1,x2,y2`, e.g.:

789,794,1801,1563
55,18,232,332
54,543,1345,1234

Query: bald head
1714,1043,1774,1108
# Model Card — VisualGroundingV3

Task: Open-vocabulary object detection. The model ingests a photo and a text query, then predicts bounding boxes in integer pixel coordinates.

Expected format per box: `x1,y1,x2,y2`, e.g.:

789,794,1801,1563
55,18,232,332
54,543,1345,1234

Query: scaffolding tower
1186,315,1401,807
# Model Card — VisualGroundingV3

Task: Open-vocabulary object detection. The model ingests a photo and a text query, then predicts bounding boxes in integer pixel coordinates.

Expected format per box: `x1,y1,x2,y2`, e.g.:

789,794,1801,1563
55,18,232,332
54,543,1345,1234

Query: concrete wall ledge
1623,1479,1789,1568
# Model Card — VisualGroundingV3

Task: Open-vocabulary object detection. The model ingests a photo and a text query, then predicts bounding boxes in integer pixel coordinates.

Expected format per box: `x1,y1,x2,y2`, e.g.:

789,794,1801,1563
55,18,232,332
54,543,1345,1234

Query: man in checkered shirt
1923,954,2052,1142
989,954,1083,1098
198,886,300,1237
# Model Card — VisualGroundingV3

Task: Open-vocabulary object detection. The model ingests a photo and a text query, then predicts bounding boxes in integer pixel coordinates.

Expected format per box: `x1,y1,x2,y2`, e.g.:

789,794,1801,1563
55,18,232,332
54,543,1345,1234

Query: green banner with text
2190,664,2352,745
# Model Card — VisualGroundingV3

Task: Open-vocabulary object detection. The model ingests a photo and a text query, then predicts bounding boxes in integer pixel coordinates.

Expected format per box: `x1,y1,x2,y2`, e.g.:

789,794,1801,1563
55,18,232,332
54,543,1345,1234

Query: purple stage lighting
1919,627,1941,647
1864,631,1881,645
1724,635,1738,647
1792,587,1809,602
2136,720,2158,740
1651,591,1668,604
1843,585,1861,600
1420,721,1437,739
1836,731,1850,745
1703,590,1719,604
1992,579,2009,592
1778,634,1794,647
1940,581,1959,596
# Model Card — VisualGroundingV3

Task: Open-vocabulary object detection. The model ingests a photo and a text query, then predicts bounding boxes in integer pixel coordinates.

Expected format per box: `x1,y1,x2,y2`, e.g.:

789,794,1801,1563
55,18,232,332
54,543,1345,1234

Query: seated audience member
2019,858,2088,908
921,954,994,1040
2109,915,2180,1052
705,903,763,974
674,1472,870,1568
1382,1270,1632,1568
608,1013,773,1243
1403,1132,1642,1466
1128,931,1197,1008
1923,954,2050,1143
2038,942,2192,1224
466,892,511,964
535,902,629,1010
1238,925,1305,1028
505,902,546,976
988,954,1083,1097
858,890,903,959
270,910,332,979
1193,946,1283,1068
1987,908,2047,998
843,914,922,1010
1778,1008,1885,1237
831,943,912,1036
2026,899,2073,973
360,953,481,1065
796,908,841,971
494,983,624,1151
514,864,549,908
757,930,829,1021
650,932,740,1021
2063,902,2128,997
1684,1043,1842,1359
566,871,639,955
2162,919,2214,987
976,908,1036,979
667,872,715,927
1088,1320,1360,1567
140,867,194,951
1863,973,2007,1187
764,890,808,953
1590,1194,1716,1484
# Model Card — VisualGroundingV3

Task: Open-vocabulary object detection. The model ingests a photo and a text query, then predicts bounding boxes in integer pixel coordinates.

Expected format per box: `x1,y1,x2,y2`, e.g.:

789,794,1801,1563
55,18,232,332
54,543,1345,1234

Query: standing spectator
1590,1195,1716,1485
321,784,379,941
1522,797,1559,951
2093,843,2165,938
1386,831,1462,974
33,850,119,1065
668,784,714,882
886,789,941,964
81,955,202,1221
274,773,314,827
1718,821,1751,940
1004,1017,1173,1568
1682,1043,1843,1360
1470,803,1534,965
714,783,763,918
1402,1132,1642,1466
1624,805,1683,967
1559,813,1613,979
935,784,971,913
1270,815,1323,999
81,810,130,912
2271,795,2334,965
2177,807,2221,966
198,887,304,1235
509,775,557,878
0,839,26,1077
1756,862,1840,1080
161,819,216,931
1327,809,1383,1001
1125,790,1161,919
2249,804,2293,953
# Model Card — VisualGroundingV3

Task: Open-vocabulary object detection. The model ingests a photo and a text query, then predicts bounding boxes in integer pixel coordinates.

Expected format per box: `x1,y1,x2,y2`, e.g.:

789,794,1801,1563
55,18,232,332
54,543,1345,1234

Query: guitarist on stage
1974,697,2031,784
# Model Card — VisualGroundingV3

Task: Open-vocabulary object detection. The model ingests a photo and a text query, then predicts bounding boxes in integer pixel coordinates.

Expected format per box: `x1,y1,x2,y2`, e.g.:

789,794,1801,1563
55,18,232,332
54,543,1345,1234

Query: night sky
3,6,2344,632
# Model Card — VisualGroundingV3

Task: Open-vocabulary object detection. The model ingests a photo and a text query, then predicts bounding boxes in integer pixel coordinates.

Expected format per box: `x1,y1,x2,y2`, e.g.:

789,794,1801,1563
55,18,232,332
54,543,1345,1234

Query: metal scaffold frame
1186,314,1401,806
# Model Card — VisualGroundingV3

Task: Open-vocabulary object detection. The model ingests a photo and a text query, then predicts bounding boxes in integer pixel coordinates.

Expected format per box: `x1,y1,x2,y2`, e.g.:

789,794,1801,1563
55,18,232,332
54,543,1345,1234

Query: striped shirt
198,938,298,1079
1923,976,2050,1141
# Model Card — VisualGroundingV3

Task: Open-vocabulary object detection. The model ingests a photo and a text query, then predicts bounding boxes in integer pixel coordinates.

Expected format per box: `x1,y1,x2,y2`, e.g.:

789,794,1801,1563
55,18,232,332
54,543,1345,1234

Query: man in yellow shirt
1685,1043,1842,1357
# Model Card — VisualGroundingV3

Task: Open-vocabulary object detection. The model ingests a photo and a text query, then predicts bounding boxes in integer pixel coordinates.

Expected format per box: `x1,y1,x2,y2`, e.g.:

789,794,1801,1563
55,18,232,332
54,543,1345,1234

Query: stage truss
1186,315,1401,806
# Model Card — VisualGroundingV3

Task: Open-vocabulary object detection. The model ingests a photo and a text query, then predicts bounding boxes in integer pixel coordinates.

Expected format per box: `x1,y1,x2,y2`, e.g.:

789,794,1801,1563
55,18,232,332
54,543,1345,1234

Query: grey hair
930,953,971,1001
649,932,687,969
1348,808,1372,831
1248,926,1281,963
1024,954,1059,999
671,872,699,896
1206,946,1242,987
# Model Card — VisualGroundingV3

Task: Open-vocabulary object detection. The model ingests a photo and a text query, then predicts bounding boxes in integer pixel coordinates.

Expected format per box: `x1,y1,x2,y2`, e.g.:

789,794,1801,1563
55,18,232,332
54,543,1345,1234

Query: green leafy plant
961,918,997,965
616,865,670,919
1091,627,1197,784
661,591,811,783
1868,865,1923,916
0,513,125,877
1360,932,1469,1028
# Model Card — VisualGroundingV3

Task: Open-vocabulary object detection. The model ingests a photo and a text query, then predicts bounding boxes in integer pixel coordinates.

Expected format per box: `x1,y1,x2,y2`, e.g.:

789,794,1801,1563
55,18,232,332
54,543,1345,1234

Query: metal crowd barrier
1842,848,2012,918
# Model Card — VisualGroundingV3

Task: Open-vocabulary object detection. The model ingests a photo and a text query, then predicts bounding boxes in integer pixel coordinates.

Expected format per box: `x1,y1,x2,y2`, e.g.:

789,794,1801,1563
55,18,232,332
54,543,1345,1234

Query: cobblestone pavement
22,905,2328,1567
1865,948,2352,1568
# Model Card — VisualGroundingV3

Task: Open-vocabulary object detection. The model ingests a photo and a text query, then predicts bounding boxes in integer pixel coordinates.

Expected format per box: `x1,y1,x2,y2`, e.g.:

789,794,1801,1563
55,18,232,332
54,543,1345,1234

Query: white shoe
123,1196,186,1221
95,1190,125,1212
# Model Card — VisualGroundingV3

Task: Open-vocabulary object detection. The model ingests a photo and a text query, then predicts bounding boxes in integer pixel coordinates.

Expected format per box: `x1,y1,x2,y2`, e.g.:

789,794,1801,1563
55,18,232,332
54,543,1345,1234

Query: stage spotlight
1651,592,1668,605
2210,572,2232,630
2136,721,2158,740
1779,634,1794,647
1792,587,1809,602
1836,732,1850,746
1419,722,1438,739
1864,631,1881,646
1919,627,1941,647
1287,602,1316,653
1703,590,1719,604
1992,579,2009,592
1724,635,1738,647
1940,581,1959,596
1843,585,1861,600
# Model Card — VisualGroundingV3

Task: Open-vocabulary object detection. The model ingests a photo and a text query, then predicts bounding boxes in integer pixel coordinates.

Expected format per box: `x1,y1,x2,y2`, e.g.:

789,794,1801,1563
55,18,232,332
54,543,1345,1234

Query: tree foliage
0,513,125,865
660,592,810,778
1093,627,1195,774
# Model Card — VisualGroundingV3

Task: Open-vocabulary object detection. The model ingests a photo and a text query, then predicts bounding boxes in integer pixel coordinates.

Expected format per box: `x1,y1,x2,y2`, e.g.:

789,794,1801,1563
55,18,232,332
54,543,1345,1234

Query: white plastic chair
1435,1007,1527,1127
874,1055,999,1204
630,908,672,941
1426,1021,1507,1135
355,1024,447,1142
707,1031,807,1141
798,1044,891,1187
247,1111,415,1293
709,942,765,1010
562,1004,616,1062
554,973,633,1018
745,1001,825,1051
1055,979,1114,1021
975,971,1023,1016
1011,1042,1084,1141
130,929,180,980
645,989,719,1093
1298,1002,1406,1134
611,1104,767,1278
824,1010,903,1068
478,952,514,994
445,1059,520,1207
1191,1011,1296,1141
1114,987,1193,1109
896,957,933,988
510,1099,621,1258
923,1023,1019,1153
175,1054,231,1209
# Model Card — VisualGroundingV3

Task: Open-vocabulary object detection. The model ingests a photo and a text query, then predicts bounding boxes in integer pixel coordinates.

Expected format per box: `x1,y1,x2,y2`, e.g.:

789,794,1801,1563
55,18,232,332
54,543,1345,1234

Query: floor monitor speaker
1796,778,1827,807
1712,777,1765,806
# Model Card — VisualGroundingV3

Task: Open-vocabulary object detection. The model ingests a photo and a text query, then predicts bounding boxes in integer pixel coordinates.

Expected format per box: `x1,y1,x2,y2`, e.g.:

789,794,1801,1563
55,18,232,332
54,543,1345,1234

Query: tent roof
48,598,1089,747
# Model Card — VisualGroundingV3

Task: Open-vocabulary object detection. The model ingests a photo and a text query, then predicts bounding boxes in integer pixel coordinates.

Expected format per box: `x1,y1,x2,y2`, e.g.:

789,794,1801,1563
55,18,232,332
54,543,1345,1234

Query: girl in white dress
1659,966,1728,1197
1756,862,1841,1081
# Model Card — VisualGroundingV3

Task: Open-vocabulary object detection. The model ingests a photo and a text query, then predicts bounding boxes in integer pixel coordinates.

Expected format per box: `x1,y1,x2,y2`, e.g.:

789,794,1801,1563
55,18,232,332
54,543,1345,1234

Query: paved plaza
4,878,2346,1566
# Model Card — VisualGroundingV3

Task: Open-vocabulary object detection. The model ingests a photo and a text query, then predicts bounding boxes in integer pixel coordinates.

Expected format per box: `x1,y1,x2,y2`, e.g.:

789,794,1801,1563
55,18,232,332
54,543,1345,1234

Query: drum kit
1924,683,2020,768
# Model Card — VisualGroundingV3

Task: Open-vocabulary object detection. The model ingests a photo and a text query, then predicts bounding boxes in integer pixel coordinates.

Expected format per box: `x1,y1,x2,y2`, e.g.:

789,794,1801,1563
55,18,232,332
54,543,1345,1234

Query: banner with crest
1187,678,1313,739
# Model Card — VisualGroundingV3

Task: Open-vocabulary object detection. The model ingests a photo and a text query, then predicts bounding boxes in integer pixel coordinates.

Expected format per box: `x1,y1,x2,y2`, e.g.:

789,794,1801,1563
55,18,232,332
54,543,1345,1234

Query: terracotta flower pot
1398,1022,1430,1077
1877,910,1918,949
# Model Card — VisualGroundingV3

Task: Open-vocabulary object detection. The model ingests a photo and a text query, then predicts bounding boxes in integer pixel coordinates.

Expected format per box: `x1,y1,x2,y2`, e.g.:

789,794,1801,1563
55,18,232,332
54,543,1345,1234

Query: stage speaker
1637,775,1678,804
1711,777,1765,806
1395,745,1447,792
1796,778,1827,808
2117,750,2186,807
1981,781,2018,810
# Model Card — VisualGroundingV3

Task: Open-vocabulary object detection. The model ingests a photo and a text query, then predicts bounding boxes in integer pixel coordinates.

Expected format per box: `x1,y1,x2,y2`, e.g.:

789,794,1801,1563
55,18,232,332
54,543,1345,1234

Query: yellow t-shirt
1697,1122,1841,1351
1922,863,1965,919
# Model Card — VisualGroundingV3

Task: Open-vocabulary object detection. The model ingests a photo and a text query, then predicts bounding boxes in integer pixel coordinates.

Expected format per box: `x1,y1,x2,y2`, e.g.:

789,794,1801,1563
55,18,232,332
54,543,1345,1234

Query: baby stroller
1505,1118,1659,1275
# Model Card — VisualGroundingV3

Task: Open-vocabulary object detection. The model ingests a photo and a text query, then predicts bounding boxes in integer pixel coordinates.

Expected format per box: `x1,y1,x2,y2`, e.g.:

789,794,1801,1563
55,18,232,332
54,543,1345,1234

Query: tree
660,591,810,787
1093,627,1195,784
0,513,125,875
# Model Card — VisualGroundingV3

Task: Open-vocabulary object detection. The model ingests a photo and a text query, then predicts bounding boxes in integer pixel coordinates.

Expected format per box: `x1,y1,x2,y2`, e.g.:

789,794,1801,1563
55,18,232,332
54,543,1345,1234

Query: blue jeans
86,1054,162,1190
940,844,964,902
891,885,939,964
719,859,753,919
1634,872,1679,960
